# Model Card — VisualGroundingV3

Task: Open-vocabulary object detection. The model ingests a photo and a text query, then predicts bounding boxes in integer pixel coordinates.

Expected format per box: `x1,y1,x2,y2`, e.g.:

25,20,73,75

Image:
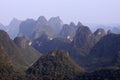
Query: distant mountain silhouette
58,23,78,40
0,18,21,39
7,18,21,39
86,23,120,34
18,19,36,39
32,32,71,54
33,16,55,39
49,16,63,33
18,16,64,40
112,27,120,34
0,23,6,30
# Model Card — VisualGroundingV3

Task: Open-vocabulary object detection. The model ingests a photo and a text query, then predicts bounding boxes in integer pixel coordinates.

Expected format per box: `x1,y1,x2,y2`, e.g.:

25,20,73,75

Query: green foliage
0,45,25,80
75,68,120,80
26,50,84,80
0,30,28,69
0,30,41,71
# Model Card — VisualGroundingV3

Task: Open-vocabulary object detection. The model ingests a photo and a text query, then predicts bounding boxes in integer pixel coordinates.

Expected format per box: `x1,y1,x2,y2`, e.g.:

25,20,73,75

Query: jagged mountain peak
37,16,48,24
7,18,22,39
49,16,63,23
60,24,71,34
18,19,36,39
70,22,76,27
49,16,63,32
72,25,94,49
76,25,92,36
77,21,83,27
58,24,72,38
10,18,20,23
9,18,21,27
94,28,105,36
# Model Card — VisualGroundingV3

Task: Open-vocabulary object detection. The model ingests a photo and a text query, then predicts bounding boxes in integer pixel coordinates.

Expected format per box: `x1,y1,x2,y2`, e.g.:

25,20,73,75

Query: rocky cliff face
72,25,95,49
94,28,106,42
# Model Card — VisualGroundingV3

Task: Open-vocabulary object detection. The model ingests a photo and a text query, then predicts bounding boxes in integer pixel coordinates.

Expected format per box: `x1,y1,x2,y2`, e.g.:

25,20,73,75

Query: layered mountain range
18,16,63,40
0,16,120,79
1,16,120,39
0,18,21,39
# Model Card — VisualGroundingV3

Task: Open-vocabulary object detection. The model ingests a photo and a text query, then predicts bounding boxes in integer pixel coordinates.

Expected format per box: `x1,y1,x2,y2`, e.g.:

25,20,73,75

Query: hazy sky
0,0,120,25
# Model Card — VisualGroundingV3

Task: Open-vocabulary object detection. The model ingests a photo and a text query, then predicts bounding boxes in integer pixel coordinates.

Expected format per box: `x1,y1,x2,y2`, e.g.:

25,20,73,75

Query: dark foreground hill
0,30,41,70
75,68,120,80
26,50,120,80
0,45,24,80
0,29,120,80
26,50,84,80
86,33,120,71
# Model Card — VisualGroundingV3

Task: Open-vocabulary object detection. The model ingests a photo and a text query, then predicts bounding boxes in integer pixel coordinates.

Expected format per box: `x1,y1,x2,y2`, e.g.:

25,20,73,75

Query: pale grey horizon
0,0,120,25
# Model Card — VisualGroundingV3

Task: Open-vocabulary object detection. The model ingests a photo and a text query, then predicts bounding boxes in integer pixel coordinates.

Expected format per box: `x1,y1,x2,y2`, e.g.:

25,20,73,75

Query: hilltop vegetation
26,50,84,80
0,45,24,80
